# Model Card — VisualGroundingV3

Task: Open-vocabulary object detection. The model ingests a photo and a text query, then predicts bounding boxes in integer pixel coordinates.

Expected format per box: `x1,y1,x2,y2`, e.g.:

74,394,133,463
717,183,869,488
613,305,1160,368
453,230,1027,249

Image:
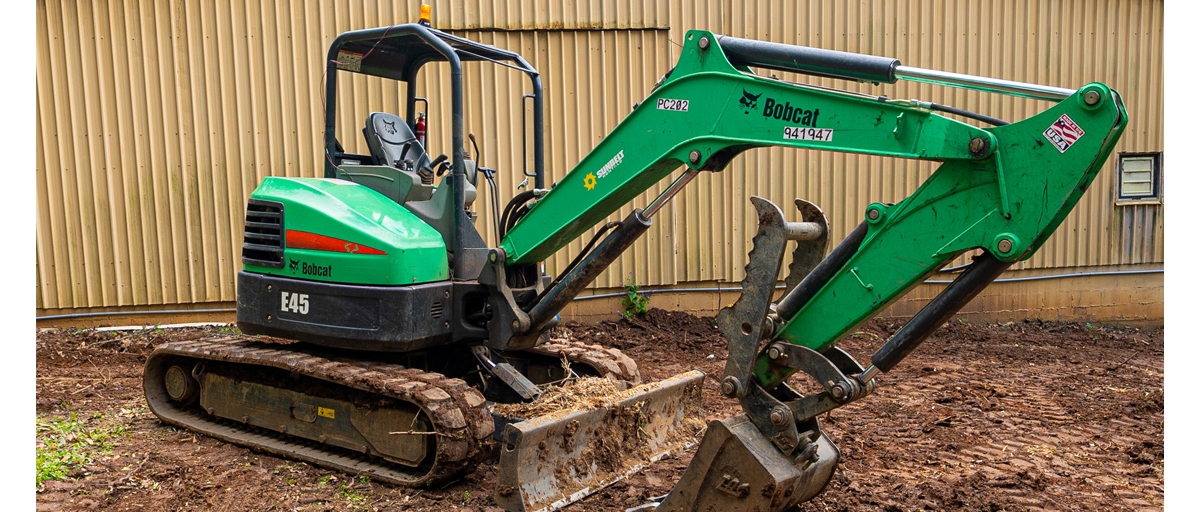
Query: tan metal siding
661,0,1163,285
35,0,1163,313
525,29,679,289
432,0,669,30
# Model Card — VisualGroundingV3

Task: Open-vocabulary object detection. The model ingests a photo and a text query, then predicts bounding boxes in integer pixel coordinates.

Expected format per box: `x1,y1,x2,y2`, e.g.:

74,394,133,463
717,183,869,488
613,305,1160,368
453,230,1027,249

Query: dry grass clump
491,375,633,418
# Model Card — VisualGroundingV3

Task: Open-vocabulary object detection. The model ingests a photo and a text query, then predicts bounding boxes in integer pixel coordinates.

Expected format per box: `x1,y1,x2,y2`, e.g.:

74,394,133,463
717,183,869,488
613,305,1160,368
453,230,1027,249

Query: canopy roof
328,24,535,81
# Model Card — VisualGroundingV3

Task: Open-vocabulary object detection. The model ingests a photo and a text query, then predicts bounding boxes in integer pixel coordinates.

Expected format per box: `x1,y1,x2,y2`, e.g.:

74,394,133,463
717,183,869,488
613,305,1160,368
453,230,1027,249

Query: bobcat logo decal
289,258,299,271
383,119,398,135
740,89,763,113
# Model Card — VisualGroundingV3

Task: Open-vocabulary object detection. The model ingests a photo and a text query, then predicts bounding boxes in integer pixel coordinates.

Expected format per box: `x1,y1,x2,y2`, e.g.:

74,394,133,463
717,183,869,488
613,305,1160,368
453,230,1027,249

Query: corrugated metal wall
35,0,1164,313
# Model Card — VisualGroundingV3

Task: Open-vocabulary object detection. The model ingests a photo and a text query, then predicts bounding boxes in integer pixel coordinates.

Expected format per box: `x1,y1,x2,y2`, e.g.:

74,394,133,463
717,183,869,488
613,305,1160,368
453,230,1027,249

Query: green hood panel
244,177,449,285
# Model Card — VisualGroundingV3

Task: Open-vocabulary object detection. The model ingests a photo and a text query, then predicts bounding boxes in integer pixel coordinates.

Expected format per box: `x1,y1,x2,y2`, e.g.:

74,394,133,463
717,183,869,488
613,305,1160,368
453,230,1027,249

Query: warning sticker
336,50,364,72
318,407,336,419
1042,114,1086,153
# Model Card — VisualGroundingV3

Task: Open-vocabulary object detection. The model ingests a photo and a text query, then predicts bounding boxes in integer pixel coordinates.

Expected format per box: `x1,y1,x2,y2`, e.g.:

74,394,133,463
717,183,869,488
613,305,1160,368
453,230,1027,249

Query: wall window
1117,153,1162,202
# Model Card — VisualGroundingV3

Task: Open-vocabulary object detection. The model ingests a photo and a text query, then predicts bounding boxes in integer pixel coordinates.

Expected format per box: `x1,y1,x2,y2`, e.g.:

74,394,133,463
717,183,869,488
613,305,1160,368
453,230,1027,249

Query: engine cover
241,177,449,286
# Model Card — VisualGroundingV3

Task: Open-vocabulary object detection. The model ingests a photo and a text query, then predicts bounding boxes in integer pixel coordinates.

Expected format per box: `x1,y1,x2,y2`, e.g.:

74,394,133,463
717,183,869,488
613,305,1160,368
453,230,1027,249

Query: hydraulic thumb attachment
656,198,845,511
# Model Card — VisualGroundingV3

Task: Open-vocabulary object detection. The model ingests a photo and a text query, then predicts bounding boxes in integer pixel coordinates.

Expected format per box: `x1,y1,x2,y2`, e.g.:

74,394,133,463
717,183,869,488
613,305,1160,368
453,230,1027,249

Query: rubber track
525,339,642,386
143,337,493,487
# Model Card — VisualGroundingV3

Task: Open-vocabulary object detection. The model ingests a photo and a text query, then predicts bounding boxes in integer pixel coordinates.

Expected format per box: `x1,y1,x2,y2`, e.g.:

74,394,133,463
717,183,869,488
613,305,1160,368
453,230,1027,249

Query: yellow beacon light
419,4,432,26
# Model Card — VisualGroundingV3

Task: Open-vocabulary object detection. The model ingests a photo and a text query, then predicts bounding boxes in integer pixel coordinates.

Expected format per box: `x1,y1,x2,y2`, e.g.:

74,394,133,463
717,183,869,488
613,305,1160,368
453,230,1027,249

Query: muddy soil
36,309,1163,511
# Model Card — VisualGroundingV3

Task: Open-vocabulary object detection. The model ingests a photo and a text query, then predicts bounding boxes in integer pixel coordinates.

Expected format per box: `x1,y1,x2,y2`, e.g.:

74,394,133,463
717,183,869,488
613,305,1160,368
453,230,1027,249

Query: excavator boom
501,33,993,265
487,30,1126,511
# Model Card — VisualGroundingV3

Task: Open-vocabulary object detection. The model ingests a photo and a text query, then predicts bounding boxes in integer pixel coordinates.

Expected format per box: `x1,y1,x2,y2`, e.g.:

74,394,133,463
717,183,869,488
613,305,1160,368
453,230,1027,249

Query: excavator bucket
494,370,706,512
654,414,840,512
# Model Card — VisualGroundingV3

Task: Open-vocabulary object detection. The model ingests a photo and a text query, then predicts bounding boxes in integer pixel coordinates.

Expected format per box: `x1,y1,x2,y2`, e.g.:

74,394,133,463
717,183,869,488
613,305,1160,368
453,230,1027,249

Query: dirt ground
36,309,1164,511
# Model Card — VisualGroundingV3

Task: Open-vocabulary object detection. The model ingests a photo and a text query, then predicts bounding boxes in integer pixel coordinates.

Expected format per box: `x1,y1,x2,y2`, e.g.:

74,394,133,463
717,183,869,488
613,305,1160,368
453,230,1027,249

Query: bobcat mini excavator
143,11,1127,512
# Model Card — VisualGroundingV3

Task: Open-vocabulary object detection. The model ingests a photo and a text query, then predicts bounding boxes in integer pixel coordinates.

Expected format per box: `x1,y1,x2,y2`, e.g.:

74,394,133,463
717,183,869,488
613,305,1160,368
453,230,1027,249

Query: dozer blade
494,370,706,512
654,414,840,512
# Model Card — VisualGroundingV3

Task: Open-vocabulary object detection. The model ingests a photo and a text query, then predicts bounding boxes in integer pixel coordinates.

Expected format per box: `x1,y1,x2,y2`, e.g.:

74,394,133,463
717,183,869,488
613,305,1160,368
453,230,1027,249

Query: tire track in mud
817,328,1163,511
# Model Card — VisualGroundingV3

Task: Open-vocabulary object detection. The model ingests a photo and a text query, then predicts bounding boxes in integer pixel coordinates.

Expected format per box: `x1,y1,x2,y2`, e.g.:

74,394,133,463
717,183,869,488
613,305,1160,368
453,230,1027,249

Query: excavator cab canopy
326,26,532,81
322,23,545,188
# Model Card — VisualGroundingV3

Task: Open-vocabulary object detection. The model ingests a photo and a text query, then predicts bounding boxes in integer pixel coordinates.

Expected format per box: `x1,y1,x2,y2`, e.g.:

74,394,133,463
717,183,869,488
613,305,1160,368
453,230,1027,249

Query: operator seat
363,112,432,173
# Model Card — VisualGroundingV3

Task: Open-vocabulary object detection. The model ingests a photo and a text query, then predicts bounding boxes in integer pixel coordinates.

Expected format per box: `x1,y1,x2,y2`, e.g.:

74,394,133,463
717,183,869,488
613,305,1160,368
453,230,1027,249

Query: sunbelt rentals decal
584,149,625,191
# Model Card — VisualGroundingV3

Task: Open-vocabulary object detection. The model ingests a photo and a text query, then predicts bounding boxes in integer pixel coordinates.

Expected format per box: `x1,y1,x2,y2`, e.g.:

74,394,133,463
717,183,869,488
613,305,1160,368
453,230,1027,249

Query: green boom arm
500,31,996,265
500,30,1126,387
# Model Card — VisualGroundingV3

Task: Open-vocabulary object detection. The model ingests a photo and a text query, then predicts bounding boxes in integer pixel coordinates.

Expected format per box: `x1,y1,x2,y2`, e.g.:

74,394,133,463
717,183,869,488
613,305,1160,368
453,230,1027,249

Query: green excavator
143,9,1126,512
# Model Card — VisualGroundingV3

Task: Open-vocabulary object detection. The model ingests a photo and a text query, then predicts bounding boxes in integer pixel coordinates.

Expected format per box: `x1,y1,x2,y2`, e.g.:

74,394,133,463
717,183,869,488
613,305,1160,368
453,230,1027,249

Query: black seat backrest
363,112,431,171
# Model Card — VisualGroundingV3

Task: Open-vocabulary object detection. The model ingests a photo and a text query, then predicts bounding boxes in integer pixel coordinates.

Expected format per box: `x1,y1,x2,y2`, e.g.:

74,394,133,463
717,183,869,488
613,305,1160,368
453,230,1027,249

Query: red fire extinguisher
414,113,426,147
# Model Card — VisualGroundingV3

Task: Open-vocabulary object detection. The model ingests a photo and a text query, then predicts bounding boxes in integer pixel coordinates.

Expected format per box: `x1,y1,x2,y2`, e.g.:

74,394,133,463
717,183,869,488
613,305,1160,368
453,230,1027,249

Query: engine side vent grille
242,199,284,268
430,301,444,318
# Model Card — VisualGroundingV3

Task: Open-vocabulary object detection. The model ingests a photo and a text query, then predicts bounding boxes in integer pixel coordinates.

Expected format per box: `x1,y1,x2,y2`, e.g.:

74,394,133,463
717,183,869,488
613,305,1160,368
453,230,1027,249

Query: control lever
423,154,449,178
469,132,483,168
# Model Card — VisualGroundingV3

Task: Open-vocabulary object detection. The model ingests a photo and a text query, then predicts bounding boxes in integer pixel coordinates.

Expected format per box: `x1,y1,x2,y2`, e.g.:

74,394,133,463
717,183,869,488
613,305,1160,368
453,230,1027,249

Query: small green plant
36,413,126,486
620,273,650,319
339,483,367,504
